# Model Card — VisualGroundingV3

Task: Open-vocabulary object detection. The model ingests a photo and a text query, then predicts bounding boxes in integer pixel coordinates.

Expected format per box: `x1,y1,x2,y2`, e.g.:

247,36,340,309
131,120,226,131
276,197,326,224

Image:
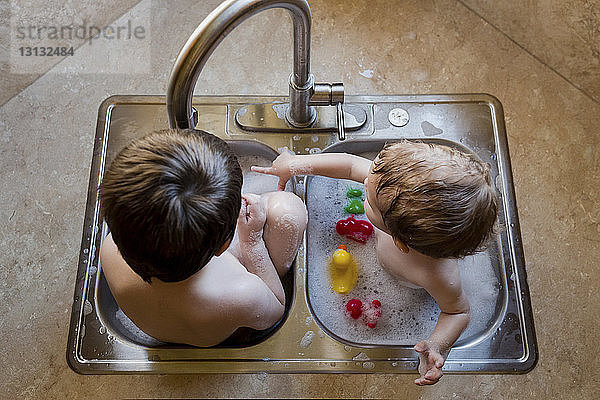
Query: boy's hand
251,149,297,191
414,340,446,386
237,194,267,245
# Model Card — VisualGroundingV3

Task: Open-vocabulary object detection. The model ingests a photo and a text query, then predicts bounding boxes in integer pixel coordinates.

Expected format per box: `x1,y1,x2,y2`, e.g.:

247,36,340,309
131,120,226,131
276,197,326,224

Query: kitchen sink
67,94,537,374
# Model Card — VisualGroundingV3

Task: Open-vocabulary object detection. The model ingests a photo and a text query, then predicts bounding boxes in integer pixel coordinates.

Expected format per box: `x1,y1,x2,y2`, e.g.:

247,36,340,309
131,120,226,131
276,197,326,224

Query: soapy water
306,175,503,346
237,155,293,194
115,309,163,346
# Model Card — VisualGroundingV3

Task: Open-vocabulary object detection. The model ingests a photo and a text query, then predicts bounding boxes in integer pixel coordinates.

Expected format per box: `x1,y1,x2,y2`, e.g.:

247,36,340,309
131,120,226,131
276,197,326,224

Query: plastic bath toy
345,299,381,328
344,198,365,214
363,300,382,328
329,245,358,294
346,187,363,198
345,299,363,319
336,215,374,243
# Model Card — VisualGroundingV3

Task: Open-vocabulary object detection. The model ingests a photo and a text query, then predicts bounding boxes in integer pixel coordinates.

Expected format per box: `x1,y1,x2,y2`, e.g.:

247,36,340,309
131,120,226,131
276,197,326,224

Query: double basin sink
67,94,537,374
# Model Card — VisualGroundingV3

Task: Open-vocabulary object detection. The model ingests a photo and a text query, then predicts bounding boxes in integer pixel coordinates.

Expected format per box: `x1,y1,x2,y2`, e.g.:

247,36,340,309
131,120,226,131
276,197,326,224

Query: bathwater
238,155,292,194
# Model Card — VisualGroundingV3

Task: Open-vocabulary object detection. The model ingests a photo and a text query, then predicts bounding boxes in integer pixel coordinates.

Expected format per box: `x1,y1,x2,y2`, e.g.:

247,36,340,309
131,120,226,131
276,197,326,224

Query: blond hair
372,141,497,259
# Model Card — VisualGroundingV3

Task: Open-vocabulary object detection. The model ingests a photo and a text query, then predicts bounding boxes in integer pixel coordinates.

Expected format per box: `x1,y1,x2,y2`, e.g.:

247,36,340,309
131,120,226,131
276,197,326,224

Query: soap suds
300,330,315,348
83,300,93,316
352,352,370,361
237,155,293,194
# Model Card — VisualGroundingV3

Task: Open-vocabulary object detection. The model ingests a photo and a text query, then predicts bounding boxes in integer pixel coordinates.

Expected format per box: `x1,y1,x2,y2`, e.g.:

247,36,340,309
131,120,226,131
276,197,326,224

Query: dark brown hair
372,140,497,259
99,129,242,283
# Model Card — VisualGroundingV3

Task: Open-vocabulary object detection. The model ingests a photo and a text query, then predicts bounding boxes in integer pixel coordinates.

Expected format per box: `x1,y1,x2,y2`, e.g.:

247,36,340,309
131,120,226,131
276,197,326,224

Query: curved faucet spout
167,0,313,129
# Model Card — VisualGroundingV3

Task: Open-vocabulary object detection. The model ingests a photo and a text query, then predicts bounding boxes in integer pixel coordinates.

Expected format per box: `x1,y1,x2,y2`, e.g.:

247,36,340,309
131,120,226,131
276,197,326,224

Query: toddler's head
364,140,497,259
100,129,242,283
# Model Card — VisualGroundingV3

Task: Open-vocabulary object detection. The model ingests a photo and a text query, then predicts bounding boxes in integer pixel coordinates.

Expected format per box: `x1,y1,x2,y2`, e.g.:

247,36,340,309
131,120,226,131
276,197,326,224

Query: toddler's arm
251,150,371,190
415,278,470,386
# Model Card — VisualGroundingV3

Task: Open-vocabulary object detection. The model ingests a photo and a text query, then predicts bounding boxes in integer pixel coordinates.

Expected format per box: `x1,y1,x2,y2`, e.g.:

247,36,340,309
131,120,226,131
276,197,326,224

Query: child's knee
265,192,307,232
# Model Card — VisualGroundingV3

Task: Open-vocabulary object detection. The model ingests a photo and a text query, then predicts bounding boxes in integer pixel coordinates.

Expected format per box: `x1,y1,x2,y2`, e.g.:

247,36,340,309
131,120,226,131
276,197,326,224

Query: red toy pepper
345,299,363,319
336,215,374,244
363,300,382,329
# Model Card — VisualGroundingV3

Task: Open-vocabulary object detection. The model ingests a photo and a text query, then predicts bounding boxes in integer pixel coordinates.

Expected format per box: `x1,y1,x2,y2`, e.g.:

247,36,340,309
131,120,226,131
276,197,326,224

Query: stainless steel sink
67,94,537,374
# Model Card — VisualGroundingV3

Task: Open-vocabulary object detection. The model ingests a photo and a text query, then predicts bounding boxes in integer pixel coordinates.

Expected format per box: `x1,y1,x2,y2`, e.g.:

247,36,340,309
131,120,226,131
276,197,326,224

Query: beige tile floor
460,0,600,104
0,0,598,398
0,0,142,106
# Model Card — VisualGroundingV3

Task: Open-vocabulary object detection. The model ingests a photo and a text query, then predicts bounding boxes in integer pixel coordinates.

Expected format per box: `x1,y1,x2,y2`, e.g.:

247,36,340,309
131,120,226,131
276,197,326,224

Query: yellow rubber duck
329,245,358,294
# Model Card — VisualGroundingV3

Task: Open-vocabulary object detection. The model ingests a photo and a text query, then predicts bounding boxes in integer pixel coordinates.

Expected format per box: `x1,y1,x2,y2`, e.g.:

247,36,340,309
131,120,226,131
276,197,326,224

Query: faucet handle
336,102,346,141
310,82,345,140
332,83,345,140
310,82,344,106
330,83,344,105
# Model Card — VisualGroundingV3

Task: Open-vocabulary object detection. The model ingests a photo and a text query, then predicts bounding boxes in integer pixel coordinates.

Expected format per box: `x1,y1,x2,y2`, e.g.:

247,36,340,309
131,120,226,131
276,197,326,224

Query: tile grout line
456,0,600,107
0,0,146,109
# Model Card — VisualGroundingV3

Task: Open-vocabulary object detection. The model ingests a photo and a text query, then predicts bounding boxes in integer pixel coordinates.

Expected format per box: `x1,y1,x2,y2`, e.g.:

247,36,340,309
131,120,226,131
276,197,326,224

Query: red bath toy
363,300,382,329
345,299,363,319
345,299,382,328
336,216,374,244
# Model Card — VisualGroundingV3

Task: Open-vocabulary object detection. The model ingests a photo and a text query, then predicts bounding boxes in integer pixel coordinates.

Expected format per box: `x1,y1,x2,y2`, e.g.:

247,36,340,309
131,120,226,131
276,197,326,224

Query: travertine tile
0,0,141,106
460,0,600,103
0,0,598,398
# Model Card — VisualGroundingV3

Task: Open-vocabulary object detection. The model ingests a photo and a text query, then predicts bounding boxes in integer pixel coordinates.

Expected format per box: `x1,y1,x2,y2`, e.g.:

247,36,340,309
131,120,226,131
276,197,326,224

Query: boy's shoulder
187,251,286,331
190,251,260,300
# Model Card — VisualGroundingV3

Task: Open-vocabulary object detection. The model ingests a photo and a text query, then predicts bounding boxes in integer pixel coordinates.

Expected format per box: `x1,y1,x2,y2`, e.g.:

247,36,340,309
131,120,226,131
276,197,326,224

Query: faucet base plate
234,103,370,133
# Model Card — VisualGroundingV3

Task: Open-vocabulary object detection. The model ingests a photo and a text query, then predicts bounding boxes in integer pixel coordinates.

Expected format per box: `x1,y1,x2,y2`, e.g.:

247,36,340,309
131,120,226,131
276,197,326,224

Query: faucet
166,0,346,139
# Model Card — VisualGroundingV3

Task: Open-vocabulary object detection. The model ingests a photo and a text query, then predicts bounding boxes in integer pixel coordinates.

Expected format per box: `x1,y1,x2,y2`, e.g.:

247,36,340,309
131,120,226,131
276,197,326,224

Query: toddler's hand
251,148,297,191
237,194,267,245
414,340,445,386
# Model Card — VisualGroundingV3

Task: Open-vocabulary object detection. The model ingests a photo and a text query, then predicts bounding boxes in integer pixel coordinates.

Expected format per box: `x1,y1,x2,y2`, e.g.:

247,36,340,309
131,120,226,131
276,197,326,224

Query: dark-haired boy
99,129,307,347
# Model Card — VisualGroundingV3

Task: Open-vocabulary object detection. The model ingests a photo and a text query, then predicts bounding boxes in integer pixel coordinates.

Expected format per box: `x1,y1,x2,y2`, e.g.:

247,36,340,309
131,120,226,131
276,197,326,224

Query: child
99,129,307,347
252,140,497,385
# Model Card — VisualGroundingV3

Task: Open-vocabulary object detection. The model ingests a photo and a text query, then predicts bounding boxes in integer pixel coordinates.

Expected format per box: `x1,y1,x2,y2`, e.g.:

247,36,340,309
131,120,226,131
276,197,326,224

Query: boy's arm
251,150,372,190
415,277,471,386
238,238,285,305
225,272,286,331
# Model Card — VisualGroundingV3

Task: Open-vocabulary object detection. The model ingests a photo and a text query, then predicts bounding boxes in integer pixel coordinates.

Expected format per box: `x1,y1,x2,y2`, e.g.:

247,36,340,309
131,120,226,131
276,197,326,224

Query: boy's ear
215,239,232,256
393,237,410,254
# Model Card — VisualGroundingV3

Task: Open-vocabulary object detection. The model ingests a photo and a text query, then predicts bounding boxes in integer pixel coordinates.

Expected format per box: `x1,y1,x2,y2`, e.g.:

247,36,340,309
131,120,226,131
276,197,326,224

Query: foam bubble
362,361,375,369
352,352,370,361
83,300,93,316
300,330,315,348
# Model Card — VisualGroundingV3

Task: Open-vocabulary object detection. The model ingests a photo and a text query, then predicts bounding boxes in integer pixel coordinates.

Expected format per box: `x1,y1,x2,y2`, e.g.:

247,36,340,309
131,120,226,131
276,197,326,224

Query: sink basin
67,94,537,374
306,139,505,348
